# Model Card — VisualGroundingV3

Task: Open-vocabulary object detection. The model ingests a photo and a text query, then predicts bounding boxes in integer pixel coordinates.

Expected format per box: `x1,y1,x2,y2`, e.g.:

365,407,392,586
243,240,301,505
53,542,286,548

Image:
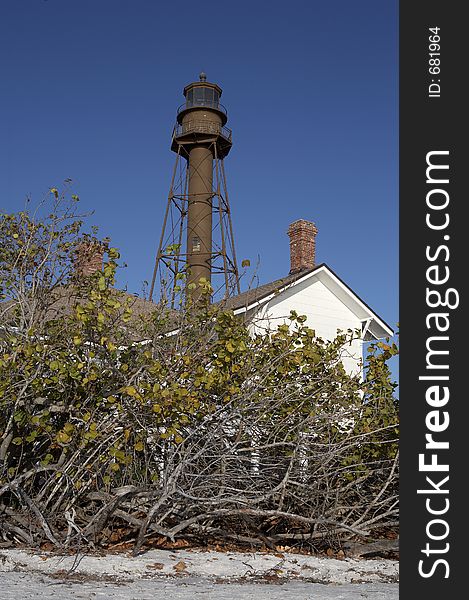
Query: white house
224,220,394,376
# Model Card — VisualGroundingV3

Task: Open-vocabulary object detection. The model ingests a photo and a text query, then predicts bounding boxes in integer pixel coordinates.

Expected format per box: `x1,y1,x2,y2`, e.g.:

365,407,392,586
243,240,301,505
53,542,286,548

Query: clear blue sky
1,1,398,348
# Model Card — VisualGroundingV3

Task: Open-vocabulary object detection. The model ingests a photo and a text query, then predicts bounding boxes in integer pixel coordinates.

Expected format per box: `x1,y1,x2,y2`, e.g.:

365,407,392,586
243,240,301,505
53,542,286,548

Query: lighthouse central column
186,144,213,299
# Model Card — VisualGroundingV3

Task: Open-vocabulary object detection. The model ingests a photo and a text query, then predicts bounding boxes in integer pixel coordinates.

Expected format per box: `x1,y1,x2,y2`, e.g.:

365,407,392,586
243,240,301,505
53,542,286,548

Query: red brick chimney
287,220,318,274
74,240,106,277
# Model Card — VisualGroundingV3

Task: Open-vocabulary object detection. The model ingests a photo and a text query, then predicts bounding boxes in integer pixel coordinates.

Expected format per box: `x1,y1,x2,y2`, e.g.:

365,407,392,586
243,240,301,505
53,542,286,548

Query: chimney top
287,219,318,274
74,240,107,278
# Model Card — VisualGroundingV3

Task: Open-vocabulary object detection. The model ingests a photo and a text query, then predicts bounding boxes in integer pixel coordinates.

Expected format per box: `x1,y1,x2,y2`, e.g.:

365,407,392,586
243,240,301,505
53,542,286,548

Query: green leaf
123,386,137,397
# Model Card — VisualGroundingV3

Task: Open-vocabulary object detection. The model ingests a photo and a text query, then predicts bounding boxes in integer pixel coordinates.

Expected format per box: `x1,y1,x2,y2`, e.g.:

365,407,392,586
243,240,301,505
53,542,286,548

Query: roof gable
222,264,393,340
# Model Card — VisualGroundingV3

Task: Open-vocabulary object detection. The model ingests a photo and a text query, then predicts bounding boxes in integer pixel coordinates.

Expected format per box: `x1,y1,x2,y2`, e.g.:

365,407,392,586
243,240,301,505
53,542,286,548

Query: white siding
249,276,364,376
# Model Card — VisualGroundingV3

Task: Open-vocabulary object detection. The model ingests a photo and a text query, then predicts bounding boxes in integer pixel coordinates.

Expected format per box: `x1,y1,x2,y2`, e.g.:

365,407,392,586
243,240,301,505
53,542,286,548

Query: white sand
0,548,399,599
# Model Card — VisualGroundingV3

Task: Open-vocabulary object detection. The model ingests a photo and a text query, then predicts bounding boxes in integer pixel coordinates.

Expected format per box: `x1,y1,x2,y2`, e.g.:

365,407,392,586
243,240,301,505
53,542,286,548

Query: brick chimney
287,219,318,274
74,240,106,277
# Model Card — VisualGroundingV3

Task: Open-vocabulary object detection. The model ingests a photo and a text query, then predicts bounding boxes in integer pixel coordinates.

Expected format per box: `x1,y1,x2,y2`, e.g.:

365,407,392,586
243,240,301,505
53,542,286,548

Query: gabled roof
221,263,394,341
3,266,392,342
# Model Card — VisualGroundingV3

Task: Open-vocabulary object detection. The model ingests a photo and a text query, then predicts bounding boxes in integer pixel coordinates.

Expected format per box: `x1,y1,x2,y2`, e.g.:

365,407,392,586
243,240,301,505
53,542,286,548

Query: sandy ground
0,548,399,599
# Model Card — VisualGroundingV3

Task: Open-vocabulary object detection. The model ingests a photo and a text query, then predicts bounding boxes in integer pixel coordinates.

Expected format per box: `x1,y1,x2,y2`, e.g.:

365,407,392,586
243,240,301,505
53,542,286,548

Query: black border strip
400,2,466,596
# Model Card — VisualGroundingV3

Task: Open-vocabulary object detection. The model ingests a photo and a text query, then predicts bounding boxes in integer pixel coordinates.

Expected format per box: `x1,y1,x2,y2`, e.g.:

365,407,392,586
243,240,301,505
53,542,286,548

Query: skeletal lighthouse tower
149,73,240,305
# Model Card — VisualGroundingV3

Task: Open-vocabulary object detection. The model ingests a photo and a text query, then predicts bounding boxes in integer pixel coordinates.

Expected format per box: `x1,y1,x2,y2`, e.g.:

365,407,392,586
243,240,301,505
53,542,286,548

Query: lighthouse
149,74,239,305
